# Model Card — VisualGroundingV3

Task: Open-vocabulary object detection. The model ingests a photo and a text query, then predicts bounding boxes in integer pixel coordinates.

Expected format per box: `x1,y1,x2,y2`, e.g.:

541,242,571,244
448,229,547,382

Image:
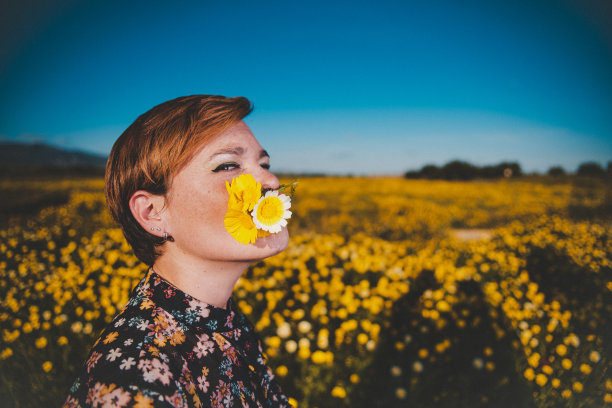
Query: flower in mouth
224,174,293,244
251,190,292,234
226,174,261,212
224,208,258,245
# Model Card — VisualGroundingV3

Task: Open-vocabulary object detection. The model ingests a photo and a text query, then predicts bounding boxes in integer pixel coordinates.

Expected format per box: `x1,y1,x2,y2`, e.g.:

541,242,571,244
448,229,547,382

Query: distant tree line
405,160,612,180
547,161,612,177
404,161,522,180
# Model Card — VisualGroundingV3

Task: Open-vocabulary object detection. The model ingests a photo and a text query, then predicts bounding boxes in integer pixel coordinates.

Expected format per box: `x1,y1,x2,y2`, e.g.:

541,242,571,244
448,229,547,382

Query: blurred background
1,1,611,407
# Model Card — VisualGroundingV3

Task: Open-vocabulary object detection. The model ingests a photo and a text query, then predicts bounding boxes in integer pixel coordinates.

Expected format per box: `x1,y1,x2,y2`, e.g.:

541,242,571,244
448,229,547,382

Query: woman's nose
256,167,280,190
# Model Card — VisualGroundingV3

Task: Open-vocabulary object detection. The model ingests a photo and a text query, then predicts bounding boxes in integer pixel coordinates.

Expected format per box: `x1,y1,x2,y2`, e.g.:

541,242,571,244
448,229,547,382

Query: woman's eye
260,163,270,170
212,162,240,172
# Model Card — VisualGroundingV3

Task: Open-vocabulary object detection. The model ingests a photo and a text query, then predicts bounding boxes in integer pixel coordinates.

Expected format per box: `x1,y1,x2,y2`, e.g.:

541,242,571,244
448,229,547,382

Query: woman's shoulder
63,299,188,407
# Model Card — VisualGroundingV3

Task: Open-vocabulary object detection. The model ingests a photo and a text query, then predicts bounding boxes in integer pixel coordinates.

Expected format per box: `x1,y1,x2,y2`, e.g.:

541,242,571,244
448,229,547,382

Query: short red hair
105,95,253,265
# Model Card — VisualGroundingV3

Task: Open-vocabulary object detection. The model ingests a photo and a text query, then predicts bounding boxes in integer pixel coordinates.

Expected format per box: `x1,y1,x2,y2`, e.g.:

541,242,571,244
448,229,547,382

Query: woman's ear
129,190,167,237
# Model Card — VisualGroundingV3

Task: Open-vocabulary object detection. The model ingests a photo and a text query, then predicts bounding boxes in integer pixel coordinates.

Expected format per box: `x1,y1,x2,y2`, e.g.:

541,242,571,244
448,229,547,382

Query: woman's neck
152,253,251,309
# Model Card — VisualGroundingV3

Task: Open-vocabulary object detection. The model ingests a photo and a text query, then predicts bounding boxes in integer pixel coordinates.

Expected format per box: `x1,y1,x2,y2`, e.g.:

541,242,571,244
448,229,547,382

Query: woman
64,95,291,407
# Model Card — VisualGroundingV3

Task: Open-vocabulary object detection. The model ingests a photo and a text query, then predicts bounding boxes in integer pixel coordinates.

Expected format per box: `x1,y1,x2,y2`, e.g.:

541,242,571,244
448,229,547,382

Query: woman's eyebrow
209,147,245,160
208,147,269,160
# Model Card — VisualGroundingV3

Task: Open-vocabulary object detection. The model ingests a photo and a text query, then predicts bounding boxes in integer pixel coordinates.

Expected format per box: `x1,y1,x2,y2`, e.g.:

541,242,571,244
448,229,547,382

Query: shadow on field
568,177,612,222
356,271,535,408
0,188,70,225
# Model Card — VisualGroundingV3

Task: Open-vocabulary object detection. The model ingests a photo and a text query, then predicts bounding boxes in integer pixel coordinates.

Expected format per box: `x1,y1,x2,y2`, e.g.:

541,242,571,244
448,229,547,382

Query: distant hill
0,142,107,166
0,142,107,178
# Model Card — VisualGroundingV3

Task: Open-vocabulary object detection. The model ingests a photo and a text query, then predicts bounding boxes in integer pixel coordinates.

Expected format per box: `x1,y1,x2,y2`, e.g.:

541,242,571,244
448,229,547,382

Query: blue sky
1,0,611,174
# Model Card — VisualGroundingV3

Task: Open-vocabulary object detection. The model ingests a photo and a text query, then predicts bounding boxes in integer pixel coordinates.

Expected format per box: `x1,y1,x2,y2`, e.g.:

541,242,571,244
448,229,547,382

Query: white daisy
251,191,292,234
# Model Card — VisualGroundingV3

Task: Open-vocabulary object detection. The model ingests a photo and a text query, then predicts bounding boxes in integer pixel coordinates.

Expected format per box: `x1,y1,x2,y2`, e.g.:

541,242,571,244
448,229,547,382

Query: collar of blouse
138,268,246,334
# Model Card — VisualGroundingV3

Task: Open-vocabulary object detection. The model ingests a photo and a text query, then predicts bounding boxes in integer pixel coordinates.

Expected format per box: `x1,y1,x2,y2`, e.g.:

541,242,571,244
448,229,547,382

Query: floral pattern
64,269,289,407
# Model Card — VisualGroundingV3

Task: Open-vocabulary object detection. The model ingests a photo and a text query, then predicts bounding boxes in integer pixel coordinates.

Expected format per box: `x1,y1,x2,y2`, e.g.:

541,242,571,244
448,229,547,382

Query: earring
163,232,168,240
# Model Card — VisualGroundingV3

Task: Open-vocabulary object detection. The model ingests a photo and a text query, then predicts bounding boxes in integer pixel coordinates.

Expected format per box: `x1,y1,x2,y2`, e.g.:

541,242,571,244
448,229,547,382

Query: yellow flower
589,351,601,363
226,174,261,212
277,322,291,339
57,336,69,346
395,388,407,399
536,374,548,386
267,336,282,348
579,364,591,375
0,348,13,360
252,191,291,233
573,382,583,392
556,344,567,356
331,386,346,398
71,321,83,333
311,350,328,365
224,208,258,245
276,365,288,377
390,365,402,377
524,368,535,381
350,374,360,384
257,229,272,238
298,347,310,360
561,359,572,370
42,361,53,372
528,352,540,368
285,340,297,353
288,397,298,407
552,378,560,388
35,337,48,349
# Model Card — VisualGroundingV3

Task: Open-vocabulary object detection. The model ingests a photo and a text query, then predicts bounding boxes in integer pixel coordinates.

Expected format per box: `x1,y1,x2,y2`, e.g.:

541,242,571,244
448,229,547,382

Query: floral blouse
64,269,289,408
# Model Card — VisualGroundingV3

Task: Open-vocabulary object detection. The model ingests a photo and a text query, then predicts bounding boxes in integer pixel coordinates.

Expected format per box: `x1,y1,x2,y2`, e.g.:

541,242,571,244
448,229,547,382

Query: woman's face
161,120,289,264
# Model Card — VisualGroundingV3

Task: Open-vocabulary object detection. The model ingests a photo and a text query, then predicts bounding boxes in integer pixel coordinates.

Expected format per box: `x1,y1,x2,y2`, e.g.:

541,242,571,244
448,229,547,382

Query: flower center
261,201,278,218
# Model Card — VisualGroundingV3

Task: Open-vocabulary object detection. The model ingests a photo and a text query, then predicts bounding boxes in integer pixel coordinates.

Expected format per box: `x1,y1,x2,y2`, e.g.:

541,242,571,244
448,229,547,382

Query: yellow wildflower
276,365,288,377
331,386,346,398
35,337,48,349
561,359,572,370
0,348,13,360
536,374,547,386
224,208,258,245
226,174,261,212
556,344,567,356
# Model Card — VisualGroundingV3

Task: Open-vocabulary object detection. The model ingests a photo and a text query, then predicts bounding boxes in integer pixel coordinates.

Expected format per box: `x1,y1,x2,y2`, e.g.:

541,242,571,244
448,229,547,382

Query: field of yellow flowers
0,176,610,407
